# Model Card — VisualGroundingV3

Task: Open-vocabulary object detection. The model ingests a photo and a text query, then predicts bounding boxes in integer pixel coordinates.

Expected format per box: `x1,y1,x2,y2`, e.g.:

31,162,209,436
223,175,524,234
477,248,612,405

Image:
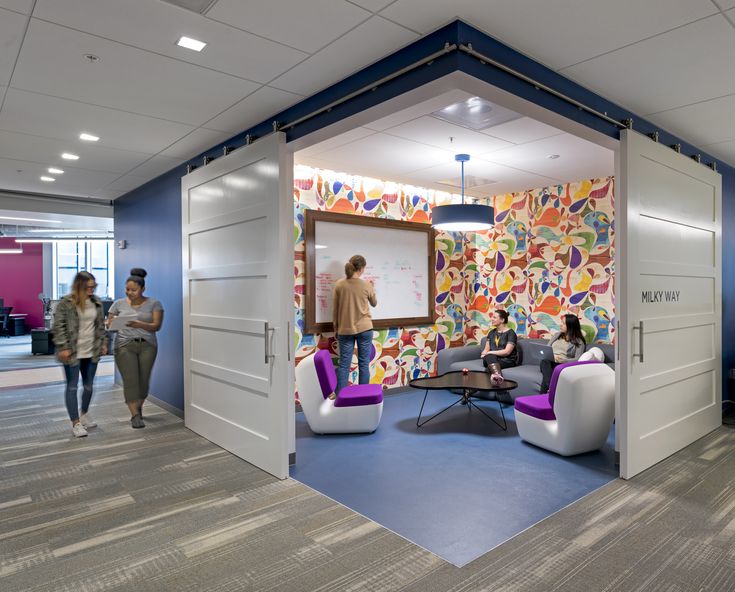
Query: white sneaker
80,413,97,428
72,422,88,438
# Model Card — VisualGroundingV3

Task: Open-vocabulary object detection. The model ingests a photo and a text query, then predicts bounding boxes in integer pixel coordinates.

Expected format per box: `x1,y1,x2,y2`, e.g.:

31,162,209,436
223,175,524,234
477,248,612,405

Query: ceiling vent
161,0,217,14
432,97,522,131
437,175,497,189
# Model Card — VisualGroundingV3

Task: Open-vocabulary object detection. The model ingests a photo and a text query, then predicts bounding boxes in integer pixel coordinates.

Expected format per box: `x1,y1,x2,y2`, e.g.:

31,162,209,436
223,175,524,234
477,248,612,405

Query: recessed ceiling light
79,133,99,142
61,153,79,160
176,36,207,52
48,167,64,174
546,154,560,159
40,176,55,182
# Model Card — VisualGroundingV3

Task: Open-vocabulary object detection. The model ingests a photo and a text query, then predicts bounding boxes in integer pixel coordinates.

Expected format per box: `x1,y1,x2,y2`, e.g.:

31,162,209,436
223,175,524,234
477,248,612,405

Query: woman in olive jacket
52,271,107,438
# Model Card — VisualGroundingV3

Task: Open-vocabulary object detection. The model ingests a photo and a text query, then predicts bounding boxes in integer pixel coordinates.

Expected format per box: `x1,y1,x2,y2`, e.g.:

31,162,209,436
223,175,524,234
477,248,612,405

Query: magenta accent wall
0,237,43,330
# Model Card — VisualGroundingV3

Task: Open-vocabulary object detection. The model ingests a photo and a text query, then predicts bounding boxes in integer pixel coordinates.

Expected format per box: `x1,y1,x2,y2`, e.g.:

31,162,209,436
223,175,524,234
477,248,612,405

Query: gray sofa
436,338,615,400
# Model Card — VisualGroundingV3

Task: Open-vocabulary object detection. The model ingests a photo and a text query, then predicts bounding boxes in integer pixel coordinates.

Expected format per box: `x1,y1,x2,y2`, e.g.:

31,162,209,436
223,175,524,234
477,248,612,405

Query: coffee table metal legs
416,389,507,430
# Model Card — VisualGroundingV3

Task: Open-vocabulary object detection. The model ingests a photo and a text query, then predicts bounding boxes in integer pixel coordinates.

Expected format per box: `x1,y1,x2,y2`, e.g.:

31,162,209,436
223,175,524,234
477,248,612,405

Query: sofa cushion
448,359,485,373
334,383,383,407
586,342,615,363
514,394,555,421
314,349,337,399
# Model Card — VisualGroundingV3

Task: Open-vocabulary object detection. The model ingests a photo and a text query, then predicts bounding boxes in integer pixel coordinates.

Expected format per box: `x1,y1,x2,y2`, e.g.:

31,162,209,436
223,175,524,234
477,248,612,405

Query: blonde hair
70,271,96,307
345,255,366,279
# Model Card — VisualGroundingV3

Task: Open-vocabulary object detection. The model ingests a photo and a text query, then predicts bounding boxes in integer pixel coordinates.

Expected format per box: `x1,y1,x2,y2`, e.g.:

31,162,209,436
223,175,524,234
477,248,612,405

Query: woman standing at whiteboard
332,255,377,394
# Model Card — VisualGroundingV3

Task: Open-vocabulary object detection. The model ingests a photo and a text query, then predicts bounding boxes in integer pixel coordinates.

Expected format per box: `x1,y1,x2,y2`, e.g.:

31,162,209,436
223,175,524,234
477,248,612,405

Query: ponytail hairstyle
70,271,96,307
344,255,366,279
127,267,147,289
495,309,509,324
563,313,585,345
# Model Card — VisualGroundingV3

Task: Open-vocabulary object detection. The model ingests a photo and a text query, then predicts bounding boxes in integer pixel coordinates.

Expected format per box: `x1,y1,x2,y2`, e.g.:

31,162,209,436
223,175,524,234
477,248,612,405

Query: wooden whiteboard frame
304,210,437,333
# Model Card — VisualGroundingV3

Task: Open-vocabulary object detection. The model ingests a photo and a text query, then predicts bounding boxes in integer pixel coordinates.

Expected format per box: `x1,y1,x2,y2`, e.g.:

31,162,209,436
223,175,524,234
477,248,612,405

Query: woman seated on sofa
539,313,586,392
480,309,519,371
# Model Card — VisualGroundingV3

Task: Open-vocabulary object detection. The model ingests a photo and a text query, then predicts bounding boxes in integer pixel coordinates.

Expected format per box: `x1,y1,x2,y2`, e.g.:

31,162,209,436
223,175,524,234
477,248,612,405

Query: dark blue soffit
181,19,732,179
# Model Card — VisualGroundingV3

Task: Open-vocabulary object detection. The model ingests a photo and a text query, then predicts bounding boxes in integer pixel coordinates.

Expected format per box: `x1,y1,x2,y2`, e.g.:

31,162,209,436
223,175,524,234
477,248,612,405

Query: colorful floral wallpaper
294,165,615,391
464,177,615,346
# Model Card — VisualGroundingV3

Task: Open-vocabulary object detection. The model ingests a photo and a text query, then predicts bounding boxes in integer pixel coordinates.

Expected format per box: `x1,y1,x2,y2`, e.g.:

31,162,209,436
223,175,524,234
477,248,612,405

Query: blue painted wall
114,166,187,410
114,19,735,409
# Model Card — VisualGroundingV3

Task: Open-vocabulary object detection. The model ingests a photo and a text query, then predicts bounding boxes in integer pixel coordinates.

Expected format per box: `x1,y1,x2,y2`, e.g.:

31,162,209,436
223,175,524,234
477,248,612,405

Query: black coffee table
409,371,518,430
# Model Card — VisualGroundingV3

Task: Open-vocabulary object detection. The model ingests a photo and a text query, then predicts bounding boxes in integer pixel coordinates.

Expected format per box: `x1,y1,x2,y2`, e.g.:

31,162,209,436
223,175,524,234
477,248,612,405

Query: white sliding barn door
618,129,721,479
181,133,293,479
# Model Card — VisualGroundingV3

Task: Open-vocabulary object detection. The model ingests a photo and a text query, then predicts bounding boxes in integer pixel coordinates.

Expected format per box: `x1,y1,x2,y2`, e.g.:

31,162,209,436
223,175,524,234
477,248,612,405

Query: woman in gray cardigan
52,271,107,438
539,313,586,393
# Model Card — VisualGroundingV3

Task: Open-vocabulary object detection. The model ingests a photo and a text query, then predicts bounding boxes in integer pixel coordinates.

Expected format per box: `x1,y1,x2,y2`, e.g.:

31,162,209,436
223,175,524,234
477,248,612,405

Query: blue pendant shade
431,154,494,231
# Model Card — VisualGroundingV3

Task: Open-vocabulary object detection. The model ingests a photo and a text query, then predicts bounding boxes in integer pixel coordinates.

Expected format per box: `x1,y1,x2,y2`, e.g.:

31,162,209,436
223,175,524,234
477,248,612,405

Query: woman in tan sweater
332,255,377,393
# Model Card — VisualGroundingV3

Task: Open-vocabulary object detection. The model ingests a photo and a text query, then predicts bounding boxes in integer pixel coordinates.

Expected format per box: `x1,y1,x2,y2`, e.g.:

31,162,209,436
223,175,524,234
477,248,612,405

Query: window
52,241,115,299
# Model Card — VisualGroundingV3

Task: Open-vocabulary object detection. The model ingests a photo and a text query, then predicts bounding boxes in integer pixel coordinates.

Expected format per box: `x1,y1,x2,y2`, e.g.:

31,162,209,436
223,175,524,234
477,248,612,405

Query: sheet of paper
109,313,137,331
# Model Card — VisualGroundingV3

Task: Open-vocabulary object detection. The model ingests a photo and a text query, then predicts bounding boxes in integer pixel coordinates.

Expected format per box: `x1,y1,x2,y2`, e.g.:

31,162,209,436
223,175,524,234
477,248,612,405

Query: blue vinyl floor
290,388,618,567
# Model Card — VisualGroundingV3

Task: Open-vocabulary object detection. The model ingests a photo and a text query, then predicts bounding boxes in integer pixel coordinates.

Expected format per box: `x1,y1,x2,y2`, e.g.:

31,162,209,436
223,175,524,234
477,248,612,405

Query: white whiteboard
313,220,431,325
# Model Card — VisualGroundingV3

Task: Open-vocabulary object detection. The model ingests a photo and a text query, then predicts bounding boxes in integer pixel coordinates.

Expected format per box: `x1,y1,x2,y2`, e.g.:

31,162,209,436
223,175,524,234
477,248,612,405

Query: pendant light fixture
431,154,494,232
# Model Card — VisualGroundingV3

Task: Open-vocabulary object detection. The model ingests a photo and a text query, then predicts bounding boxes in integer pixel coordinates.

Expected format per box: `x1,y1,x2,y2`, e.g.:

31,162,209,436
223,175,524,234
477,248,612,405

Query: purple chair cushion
313,349,337,399
334,383,384,407
548,360,601,407
514,394,556,421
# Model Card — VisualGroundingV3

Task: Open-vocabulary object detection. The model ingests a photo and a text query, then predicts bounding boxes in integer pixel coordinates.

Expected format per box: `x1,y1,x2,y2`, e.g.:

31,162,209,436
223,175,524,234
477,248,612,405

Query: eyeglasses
86,284,98,289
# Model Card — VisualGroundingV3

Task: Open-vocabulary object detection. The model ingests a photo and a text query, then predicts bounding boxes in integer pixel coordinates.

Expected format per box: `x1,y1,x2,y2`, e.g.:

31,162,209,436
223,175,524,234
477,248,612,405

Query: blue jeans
336,330,373,394
63,358,98,422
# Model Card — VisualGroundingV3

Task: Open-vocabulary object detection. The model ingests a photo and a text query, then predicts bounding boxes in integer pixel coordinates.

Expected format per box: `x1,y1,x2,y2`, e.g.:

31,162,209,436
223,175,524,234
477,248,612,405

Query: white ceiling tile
482,117,564,145
362,90,474,131
94,188,126,200
124,154,185,179
12,19,260,126
349,0,395,11
647,94,735,148
33,0,308,84
0,156,121,197
270,16,418,95
0,0,33,13
208,0,371,53
0,8,26,86
381,0,717,69
306,133,451,179
204,86,303,133
0,89,196,154
384,116,514,155
561,15,735,115
482,134,614,181
0,129,153,174
404,157,559,196
700,139,735,164
296,126,377,158
99,174,152,194
159,128,232,159
721,1,735,9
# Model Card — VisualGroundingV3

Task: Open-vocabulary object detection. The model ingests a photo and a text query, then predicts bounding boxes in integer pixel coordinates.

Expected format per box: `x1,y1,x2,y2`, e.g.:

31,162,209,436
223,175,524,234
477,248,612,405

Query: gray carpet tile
1,377,734,591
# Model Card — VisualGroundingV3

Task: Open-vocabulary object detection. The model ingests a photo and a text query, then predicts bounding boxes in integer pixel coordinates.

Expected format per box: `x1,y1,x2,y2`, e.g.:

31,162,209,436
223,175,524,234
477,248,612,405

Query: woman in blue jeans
332,255,377,394
52,271,107,438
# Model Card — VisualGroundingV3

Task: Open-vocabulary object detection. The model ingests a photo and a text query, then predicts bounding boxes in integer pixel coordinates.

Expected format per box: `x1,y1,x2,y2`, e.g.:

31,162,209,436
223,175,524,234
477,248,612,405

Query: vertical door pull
632,321,644,362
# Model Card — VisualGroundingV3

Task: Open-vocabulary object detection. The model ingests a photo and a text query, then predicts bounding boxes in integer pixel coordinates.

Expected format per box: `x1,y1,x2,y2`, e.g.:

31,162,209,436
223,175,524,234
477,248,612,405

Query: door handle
632,321,644,363
287,321,291,362
264,321,275,364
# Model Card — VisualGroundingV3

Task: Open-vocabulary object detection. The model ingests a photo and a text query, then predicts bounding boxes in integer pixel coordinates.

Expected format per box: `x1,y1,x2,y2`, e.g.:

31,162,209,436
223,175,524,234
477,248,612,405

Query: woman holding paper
107,268,164,428
52,271,107,438
332,255,377,394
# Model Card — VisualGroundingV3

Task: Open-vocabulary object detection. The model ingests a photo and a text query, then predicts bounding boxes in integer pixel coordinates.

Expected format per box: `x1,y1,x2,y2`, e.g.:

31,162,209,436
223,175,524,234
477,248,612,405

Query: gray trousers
115,340,157,403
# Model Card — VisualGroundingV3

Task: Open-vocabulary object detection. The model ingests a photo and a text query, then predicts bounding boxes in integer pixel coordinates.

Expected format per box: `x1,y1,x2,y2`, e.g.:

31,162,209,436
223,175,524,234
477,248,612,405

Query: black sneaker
131,414,145,429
